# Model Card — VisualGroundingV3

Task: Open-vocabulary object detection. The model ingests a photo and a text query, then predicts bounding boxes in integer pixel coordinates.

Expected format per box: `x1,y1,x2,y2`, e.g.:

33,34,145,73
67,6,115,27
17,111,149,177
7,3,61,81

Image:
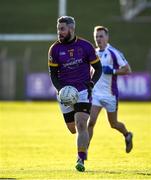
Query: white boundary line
0,34,57,41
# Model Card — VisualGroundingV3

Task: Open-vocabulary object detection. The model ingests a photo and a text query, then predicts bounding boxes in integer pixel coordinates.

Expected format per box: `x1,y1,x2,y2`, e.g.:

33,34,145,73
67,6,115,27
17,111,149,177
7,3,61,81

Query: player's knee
76,121,85,131
75,119,87,132
67,126,76,134
66,122,76,134
69,128,76,134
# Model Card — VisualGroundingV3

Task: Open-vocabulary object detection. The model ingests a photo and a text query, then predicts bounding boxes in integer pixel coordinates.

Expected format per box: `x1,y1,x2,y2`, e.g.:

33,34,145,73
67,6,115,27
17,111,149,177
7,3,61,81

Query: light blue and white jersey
93,44,128,97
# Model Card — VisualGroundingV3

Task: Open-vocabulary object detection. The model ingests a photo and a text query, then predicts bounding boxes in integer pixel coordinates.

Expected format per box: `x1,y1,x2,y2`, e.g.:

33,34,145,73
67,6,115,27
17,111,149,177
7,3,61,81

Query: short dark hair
94,26,109,35
57,16,75,28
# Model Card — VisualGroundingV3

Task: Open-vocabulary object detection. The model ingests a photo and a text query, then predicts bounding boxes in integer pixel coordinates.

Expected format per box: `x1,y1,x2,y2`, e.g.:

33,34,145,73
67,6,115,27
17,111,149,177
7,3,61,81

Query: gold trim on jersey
90,57,100,64
48,60,58,67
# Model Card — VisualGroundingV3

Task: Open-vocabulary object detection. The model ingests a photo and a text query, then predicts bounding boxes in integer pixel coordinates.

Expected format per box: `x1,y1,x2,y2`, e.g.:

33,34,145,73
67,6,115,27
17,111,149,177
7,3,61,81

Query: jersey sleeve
115,50,128,67
48,44,59,67
86,42,100,64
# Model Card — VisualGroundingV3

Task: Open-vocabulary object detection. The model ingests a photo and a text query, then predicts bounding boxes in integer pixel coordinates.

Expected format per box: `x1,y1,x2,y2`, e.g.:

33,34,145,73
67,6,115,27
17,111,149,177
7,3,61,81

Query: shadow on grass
85,169,151,176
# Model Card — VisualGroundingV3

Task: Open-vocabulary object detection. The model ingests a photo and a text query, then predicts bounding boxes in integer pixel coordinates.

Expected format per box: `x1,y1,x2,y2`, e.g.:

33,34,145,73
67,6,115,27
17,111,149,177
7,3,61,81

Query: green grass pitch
0,101,151,179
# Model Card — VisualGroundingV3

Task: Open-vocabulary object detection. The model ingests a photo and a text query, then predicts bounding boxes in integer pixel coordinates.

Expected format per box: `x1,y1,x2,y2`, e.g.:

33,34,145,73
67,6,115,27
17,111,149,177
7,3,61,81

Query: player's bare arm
115,64,132,75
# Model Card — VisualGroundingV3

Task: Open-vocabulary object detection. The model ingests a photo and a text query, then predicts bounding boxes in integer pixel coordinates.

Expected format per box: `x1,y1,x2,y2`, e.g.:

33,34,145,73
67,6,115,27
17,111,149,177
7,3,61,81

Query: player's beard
59,31,71,43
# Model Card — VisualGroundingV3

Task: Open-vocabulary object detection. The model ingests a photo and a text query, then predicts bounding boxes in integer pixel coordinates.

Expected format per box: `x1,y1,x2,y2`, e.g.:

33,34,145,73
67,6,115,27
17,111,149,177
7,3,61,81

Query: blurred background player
48,16,101,171
88,26,133,153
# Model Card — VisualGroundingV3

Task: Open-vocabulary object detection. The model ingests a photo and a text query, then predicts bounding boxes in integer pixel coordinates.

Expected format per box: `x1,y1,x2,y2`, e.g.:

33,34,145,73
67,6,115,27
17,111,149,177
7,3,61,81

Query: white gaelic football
59,85,79,106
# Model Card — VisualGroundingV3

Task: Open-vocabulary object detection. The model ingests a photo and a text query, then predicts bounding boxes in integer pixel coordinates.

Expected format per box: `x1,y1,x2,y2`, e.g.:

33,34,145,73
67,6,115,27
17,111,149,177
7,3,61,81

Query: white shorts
92,94,118,112
57,89,90,114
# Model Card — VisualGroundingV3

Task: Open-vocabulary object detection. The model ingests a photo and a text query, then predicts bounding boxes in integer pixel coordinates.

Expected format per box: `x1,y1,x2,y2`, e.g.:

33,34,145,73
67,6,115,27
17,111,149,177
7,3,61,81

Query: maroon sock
78,152,86,161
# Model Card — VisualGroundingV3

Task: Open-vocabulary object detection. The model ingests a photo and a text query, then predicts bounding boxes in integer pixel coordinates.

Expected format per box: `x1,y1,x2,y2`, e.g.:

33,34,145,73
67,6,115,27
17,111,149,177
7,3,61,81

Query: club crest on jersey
68,49,74,57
